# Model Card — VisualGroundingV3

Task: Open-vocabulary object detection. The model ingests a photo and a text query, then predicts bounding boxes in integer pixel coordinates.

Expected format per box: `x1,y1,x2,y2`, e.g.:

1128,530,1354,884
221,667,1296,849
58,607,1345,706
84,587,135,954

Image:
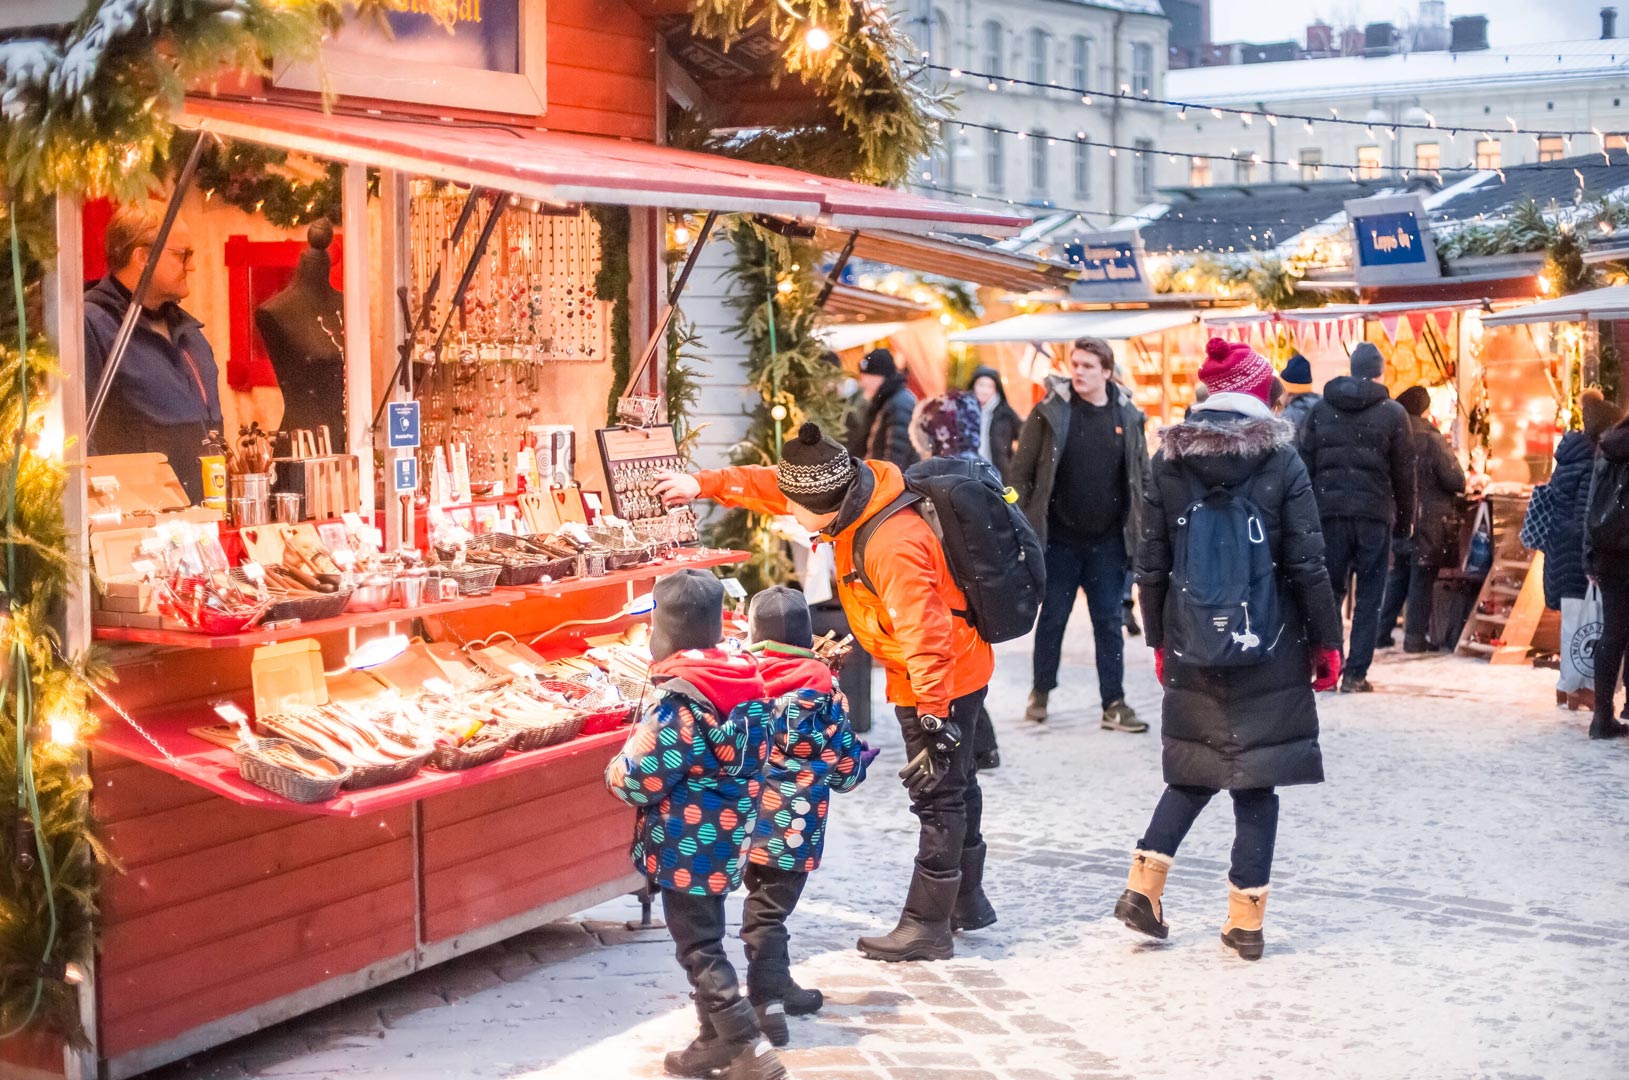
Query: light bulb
804,26,832,52
47,715,77,747
777,278,794,294
672,225,690,245
770,404,788,421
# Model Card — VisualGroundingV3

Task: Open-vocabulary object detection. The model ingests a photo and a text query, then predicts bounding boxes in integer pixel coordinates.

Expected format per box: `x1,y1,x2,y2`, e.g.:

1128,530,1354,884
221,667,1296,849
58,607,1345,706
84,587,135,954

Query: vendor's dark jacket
1011,375,1148,552
1136,406,1341,791
968,365,1021,482
1584,423,1629,581
1298,375,1416,535
85,275,223,437
1408,413,1467,569
851,373,918,473
1540,432,1597,606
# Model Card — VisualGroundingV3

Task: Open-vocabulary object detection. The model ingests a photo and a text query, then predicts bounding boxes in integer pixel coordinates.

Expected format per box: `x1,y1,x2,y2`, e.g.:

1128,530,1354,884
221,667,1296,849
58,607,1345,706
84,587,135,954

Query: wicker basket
426,731,510,770
227,569,352,623
440,563,502,596
236,738,350,803
502,709,588,751
342,748,432,790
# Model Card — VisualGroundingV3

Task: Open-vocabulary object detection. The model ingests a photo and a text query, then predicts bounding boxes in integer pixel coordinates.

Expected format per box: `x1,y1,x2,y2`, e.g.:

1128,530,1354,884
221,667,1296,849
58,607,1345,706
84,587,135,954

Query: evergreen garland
592,205,634,423
185,134,347,230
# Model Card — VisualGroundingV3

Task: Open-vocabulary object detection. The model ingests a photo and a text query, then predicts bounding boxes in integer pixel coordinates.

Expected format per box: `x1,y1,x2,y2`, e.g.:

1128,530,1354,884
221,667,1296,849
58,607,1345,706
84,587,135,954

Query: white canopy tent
948,308,1200,345
1481,286,1629,326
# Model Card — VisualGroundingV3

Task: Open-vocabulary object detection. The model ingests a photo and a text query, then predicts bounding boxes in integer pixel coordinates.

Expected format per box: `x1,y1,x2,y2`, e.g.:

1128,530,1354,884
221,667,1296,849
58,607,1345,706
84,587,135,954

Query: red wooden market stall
0,2,1026,1078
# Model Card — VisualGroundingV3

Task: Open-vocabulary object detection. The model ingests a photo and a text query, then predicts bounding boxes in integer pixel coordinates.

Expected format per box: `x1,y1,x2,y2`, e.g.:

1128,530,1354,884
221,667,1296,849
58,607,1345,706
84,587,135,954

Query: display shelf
92,695,635,818
516,548,748,598
92,588,529,650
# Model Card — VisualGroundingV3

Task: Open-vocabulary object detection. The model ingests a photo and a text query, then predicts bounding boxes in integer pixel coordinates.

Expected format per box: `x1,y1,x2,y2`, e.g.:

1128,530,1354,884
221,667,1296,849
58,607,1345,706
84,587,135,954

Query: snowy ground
148,624,1629,1080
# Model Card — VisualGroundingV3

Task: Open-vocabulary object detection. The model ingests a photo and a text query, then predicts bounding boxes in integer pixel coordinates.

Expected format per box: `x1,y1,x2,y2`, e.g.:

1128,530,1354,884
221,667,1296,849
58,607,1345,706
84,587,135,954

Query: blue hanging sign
1065,230,1152,301
394,457,420,493
1346,194,1441,285
388,402,421,449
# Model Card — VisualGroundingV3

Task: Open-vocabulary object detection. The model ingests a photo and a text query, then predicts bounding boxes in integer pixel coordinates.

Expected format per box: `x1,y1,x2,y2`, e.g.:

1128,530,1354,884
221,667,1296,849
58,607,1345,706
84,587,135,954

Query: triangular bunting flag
1431,309,1454,339
1378,314,1401,343
1406,312,1428,339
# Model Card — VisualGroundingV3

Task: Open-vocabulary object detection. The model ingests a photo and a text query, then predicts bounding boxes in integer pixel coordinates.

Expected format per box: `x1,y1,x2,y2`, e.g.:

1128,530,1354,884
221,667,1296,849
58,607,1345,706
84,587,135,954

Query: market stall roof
815,227,1078,293
817,321,911,353
821,284,933,323
1481,285,1629,326
181,97,1028,235
1204,299,1488,326
949,308,1199,344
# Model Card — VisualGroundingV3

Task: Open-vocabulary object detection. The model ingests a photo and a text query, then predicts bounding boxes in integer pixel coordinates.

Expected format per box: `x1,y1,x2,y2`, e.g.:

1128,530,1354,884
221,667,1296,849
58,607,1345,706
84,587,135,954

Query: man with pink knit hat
1118,337,1342,962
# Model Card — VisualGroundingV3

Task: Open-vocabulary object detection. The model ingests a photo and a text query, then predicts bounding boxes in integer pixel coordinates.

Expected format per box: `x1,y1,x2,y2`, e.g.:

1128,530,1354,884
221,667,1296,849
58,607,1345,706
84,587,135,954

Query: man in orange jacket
656,422,996,962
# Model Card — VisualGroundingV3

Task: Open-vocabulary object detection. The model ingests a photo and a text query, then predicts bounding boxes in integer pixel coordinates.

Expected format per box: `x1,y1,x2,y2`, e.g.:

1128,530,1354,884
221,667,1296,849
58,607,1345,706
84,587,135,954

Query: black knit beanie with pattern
777,422,859,514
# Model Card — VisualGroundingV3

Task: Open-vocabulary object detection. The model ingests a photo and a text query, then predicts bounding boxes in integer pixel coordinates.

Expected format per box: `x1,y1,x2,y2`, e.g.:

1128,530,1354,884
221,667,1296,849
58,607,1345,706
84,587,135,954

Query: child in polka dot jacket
604,570,786,1080
741,586,868,1048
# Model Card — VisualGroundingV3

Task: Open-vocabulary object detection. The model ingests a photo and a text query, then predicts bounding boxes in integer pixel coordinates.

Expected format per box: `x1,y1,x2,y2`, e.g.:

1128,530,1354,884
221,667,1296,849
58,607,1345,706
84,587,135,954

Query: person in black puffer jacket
1378,387,1466,651
967,365,1021,483
1584,413,1629,740
1116,339,1342,963
1537,390,1623,611
1298,343,1415,692
850,348,917,472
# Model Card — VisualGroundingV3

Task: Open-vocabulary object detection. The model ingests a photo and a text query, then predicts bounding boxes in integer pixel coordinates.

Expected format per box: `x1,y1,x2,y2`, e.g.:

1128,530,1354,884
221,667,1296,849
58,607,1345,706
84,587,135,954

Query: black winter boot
711,997,787,1080
1589,713,1629,739
664,997,733,1078
952,842,998,932
856,864,960,962
782,980,823,1015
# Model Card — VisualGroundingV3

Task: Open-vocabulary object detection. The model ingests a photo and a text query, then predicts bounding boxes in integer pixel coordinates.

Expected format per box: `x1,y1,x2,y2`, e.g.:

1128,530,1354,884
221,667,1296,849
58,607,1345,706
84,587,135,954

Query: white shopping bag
1559,584,1605,693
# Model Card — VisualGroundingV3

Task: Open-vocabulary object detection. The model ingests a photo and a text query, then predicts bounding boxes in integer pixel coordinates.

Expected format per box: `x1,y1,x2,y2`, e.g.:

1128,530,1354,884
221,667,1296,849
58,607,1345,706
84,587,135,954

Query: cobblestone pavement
148,629,1629,1080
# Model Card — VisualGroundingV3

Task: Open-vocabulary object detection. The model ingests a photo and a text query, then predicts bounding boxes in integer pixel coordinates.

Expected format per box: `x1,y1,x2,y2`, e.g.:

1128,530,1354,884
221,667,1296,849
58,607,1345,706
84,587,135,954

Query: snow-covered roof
1059,0,1165,15
1168,38,1629,106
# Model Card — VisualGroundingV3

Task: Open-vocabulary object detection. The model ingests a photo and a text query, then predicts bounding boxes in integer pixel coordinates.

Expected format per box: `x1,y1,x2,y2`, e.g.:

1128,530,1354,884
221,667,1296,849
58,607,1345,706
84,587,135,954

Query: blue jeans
1032,532,1126,708
1138,785,1280,889
1323,517,1392,680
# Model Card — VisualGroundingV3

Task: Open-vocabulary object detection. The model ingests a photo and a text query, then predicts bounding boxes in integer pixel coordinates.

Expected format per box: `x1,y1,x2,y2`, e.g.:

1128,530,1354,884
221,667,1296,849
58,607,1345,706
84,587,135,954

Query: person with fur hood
604,570,784,1080
1117,338,1343,962
739,586,867,1050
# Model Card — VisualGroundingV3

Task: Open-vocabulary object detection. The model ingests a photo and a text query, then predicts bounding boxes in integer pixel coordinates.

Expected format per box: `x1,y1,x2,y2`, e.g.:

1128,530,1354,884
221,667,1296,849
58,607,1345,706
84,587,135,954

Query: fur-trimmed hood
1160,412,1296,462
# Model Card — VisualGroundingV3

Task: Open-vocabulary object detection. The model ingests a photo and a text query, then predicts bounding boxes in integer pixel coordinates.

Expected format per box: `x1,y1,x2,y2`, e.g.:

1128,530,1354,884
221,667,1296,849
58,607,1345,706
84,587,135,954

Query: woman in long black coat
1115,339,1343,961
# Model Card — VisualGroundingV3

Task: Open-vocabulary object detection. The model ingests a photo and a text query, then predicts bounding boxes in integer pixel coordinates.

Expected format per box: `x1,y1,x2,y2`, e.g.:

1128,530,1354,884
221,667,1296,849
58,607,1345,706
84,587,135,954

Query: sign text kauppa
1368,227,1413,254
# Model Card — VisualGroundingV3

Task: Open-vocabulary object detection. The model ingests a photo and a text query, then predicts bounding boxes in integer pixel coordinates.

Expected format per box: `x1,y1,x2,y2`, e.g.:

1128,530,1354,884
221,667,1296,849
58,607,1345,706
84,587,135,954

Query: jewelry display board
595,425,685,521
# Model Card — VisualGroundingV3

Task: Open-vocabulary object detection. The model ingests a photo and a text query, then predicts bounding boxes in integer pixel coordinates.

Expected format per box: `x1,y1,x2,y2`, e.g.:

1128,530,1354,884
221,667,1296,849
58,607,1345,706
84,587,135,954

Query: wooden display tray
92,695,634,818
91,588,528,650
516,547,748,597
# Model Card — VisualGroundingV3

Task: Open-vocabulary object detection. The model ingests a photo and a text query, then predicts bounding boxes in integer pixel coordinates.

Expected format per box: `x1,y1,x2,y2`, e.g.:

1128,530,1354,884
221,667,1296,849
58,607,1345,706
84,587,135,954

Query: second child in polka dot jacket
738,587,868,1037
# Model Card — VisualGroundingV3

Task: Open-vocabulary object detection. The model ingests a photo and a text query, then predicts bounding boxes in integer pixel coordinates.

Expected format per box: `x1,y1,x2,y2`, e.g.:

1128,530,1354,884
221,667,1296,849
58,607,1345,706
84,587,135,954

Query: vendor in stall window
85,203,223,503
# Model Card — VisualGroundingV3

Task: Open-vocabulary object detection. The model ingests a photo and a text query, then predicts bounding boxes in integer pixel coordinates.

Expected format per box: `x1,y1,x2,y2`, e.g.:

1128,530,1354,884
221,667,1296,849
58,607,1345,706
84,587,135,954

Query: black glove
897,715,960,798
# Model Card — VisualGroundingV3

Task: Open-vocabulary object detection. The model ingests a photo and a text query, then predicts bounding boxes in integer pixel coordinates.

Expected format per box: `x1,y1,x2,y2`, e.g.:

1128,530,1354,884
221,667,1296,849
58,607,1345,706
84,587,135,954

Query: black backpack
1588,458,1629,552
1168,475,1284,667
847,457,1045,643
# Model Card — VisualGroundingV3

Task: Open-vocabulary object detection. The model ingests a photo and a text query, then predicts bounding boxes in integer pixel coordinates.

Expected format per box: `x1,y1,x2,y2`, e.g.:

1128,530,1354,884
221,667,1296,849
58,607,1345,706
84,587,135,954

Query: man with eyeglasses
85,202,222,502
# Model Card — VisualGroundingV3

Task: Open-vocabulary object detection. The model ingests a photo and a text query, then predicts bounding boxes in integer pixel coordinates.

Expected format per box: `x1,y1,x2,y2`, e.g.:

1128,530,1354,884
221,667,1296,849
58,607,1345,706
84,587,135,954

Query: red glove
1154,647,1166,685
1311,647,1342,692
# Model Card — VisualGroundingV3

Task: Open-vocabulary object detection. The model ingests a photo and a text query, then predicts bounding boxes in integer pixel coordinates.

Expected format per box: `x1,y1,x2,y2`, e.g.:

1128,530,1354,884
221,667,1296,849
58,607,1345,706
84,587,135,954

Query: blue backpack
1168,476,1283,668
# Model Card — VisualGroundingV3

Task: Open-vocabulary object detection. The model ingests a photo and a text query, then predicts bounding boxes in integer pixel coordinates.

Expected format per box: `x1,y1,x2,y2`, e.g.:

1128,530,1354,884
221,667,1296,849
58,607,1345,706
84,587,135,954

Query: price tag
211,701,249,724
130,559,157,579
239,561,266,582
720,578,748,601
507,660,541,678
423,677,456,697
388,402,421,449
394,457,419,493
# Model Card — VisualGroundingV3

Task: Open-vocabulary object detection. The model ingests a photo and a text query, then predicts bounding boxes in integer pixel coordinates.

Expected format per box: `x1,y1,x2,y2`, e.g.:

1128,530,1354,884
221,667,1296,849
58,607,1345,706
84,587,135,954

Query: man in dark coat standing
1011,337,1150,733
967,365,1020,483
1298,342,1415,692
849,348,917,472
1117,338,1342,962
1380,386,1465,652
85,203,223,503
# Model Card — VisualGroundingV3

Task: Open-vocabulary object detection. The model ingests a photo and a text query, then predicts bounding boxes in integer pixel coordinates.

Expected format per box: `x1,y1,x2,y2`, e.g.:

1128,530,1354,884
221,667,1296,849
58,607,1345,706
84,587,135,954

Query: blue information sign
388,402,421,449
1063,229,1152,301
1354,211,1428,267
394,457,419,493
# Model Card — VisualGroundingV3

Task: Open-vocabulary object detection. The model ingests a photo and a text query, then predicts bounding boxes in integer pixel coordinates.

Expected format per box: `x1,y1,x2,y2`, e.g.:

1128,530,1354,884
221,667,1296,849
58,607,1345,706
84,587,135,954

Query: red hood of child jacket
757,649,834,698
650,649,767,716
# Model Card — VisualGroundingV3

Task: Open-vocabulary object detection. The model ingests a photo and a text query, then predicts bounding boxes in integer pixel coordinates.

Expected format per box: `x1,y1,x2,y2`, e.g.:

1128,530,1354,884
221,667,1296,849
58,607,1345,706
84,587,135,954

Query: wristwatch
919,714,944,733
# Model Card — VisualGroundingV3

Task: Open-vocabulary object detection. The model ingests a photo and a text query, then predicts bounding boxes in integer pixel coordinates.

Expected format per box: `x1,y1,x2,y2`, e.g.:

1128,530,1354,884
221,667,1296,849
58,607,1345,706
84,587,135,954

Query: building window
1073,142,1091,196
982,20,1004,78
986,128,1004,190
1028,29,1051,86
1299,148,1322,180
1134,139,1154,198
929,9,952,66
1131,42,1154,95
1357,145,1382,179
1071,35,1091,90
1030,132,1049,194
1539,135,1565,162
1476,138,1501,170
927,146,952,188
1414,142,1440,173
1233,153,1255,184
1189,157,1212,187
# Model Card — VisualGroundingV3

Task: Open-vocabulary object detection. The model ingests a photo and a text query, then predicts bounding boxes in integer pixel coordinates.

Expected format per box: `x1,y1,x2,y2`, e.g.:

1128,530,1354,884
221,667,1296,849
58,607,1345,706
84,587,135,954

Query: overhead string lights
915,62,1629,142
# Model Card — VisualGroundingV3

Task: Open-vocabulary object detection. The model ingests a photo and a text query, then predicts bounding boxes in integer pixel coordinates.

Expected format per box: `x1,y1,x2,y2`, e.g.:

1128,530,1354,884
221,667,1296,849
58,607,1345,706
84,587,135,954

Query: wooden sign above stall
274,0,546,117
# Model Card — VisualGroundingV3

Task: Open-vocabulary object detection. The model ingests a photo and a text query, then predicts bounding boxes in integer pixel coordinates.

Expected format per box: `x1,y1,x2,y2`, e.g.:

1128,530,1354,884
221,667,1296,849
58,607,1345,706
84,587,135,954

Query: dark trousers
1138,785,1280,890
1595,575,1629,725
1381,538,1440,647
1033,531,1127,707
1324,517,1392,679
972,705,998,758
662,889,739,1014
740,864,809,1002
895,687,987,873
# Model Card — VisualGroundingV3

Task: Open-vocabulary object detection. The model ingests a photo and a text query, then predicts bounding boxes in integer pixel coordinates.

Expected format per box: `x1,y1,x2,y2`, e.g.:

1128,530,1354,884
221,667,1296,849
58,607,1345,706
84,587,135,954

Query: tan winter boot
1220,885,1269,961
1113,850,1172,939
